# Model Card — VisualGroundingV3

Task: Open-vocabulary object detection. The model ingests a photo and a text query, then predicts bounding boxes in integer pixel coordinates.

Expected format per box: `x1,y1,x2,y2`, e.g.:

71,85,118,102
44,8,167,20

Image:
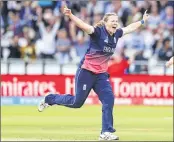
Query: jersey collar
103,25,115,37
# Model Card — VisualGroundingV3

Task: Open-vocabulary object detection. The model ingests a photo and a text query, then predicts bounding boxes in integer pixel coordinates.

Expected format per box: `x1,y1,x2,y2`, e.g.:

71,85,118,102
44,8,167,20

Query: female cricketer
38,6,149,141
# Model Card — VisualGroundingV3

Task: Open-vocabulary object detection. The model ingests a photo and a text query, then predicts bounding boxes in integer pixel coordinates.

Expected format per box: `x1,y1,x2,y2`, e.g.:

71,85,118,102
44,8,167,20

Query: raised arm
38,21,46,37
51,20,60,36
63,6,94,34
122,10,149,36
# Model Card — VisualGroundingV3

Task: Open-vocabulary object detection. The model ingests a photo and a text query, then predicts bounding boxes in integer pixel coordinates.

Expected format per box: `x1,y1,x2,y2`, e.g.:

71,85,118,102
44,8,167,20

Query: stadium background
1,0,173,141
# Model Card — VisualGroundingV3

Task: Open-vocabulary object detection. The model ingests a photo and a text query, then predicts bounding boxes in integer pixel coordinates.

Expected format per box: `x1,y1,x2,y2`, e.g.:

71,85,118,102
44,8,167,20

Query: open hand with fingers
63,6,72,17
143,10,150,22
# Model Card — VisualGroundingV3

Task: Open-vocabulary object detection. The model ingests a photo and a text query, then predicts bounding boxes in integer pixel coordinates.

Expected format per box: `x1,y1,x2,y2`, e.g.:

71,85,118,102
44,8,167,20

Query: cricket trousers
45,68,116,133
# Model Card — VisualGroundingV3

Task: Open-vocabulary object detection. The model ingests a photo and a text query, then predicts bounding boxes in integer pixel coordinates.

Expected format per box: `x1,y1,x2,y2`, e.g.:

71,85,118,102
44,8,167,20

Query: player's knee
101,91,115,108
102,103,114,111
73,100,84,108
45,94,56,105
103,91,115,104
72,97,86,108
73,103,83,108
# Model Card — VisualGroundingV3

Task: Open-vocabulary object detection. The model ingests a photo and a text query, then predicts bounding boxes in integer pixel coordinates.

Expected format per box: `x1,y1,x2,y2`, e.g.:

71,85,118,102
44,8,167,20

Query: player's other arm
63,6,94,34
166,56,174,67
122,10,149,36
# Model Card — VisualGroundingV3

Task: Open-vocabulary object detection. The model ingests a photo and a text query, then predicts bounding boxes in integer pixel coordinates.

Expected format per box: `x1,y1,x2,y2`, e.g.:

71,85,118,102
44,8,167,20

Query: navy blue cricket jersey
80,26,123,73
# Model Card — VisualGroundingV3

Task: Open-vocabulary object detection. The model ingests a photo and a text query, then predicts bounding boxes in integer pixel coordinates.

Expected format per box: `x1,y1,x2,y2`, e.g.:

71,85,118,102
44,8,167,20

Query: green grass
1,105,173,141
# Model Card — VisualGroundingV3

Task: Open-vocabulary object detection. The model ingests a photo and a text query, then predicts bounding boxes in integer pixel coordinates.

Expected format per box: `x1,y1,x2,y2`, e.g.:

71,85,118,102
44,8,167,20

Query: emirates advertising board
1,75,173,106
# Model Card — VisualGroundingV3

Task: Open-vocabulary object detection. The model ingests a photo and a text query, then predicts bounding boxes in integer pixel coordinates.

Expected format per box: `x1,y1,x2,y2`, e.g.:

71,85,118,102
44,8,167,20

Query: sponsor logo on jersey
103,46,115,53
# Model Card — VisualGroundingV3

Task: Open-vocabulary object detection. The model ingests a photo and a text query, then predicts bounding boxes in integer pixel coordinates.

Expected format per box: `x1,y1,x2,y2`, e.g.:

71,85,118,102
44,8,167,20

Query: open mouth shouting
112,25,117,30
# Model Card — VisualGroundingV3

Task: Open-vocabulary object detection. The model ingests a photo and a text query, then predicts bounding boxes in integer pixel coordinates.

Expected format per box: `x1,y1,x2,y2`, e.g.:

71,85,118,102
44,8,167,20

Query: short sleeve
116,28,123,38
89,26,101,38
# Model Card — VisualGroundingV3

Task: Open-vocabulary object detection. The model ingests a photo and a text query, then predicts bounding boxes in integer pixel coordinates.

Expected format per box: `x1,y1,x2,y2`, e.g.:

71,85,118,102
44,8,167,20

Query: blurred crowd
1,0,173,73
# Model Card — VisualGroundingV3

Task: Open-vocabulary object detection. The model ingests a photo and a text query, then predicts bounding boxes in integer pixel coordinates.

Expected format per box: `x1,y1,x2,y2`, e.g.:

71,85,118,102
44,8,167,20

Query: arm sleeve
116,28,123,38
51,21,60,36
89,26,101,38
38,22,46,37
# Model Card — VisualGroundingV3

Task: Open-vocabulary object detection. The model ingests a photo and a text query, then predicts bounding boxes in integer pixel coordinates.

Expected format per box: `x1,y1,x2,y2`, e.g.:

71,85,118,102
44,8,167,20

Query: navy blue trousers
45,68,115,133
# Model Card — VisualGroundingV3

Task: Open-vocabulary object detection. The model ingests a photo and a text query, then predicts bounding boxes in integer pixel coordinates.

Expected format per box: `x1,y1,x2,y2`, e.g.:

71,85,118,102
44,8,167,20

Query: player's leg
93,73,118,140
38,68,95,111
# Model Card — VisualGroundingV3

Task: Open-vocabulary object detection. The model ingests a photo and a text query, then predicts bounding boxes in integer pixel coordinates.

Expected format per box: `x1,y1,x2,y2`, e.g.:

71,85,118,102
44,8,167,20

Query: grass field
1,105,173,141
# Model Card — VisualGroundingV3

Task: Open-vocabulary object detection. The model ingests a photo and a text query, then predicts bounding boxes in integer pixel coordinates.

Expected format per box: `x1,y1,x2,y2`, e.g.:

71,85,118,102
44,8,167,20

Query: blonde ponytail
94,13,118,28
94,20,105,28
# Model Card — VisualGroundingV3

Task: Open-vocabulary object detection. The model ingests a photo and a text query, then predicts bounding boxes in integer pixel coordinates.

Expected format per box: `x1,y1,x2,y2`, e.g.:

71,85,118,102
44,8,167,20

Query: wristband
141,20,145,25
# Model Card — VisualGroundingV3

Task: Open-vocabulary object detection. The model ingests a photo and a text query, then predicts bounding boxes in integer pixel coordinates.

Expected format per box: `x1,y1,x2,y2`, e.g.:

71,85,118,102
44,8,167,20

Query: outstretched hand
143,10,150,22
63,5,72,17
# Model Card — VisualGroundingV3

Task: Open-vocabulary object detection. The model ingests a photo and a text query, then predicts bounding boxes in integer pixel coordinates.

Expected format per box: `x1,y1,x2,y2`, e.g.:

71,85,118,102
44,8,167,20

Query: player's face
105,15,118,35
